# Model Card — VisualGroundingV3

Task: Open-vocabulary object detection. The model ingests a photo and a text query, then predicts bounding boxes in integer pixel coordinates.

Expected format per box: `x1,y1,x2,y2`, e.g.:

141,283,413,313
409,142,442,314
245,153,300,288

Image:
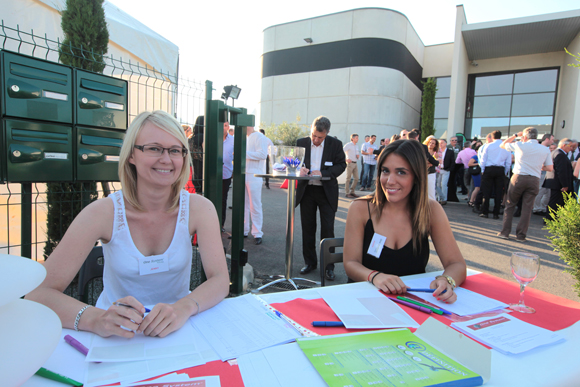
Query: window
465,68,558,139
434,77,450,138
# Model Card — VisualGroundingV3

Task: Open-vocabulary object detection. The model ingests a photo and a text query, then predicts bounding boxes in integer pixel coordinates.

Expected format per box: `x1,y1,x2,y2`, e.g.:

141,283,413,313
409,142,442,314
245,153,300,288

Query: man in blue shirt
360,135,378,191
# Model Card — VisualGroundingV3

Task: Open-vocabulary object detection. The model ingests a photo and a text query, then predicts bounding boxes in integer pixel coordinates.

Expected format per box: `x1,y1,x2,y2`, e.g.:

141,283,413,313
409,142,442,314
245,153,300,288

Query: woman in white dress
26,110,229,338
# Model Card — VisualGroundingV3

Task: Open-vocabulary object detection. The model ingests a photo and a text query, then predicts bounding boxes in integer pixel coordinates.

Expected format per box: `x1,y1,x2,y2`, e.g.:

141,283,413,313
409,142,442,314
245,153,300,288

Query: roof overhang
462,9,580,61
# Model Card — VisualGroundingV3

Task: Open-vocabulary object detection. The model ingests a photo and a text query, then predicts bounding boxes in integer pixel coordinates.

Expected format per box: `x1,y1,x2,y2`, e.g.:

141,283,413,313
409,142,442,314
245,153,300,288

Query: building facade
259,6,580,147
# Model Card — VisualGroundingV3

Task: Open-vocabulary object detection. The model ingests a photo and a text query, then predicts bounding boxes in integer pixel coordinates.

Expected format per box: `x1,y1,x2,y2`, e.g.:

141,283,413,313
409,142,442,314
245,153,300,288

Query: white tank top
96,190,193,309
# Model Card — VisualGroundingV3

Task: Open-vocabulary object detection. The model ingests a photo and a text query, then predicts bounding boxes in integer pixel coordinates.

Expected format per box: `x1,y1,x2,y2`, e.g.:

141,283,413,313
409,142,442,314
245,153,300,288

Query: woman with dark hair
343,140,466,303
191,116,205,193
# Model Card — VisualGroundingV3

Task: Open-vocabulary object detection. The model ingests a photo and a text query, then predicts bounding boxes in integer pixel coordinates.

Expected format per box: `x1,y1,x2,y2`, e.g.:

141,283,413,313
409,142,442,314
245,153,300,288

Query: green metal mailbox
75,70,128,129
4,119,73,182
2,51,73,124
75,126,124,181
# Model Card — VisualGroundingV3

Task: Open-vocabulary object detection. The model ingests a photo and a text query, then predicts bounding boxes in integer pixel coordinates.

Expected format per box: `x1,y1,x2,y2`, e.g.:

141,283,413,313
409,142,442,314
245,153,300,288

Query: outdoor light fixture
304,38,313,44
471,60,479,67
221,85,241,101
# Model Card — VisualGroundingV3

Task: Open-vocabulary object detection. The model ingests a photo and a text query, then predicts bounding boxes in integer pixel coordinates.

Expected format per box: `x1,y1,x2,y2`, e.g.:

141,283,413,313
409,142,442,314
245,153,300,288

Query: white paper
319,288,419,329
191,294,302,361
85,324,215,386
451,313,565,355
404,277,508,316
87,319,200,362
238,343,325,387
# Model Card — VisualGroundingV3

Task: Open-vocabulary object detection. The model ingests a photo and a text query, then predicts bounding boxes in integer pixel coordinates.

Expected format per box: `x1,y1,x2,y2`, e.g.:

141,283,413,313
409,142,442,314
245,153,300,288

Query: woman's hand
430,278,457,304
372,273,408,294
92,296,145,338
138,298,195,338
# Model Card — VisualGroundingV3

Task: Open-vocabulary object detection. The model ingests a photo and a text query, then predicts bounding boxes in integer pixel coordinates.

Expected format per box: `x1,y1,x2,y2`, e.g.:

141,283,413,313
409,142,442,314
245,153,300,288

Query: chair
78,246,105,304
319,238,344,286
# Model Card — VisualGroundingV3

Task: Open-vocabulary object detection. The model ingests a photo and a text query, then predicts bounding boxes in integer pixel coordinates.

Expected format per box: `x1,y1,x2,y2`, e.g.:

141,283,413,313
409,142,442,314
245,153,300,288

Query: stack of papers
451,313,565,355
191,294,302,360
320,288,419,329
404,277,508,316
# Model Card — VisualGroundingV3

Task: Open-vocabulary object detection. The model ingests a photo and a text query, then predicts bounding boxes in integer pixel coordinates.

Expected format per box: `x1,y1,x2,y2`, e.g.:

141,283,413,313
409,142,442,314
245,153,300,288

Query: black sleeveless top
360,202,430,277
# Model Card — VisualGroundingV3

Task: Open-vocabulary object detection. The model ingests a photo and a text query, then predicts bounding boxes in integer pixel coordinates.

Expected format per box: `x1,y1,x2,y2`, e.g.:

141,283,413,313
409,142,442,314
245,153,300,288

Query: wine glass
509,252,540,313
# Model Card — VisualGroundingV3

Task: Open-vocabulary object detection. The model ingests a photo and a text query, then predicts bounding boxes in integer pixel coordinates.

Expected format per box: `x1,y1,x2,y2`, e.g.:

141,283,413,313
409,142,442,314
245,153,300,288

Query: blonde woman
343,140,466,303
26,111,229,338
423,135,439,201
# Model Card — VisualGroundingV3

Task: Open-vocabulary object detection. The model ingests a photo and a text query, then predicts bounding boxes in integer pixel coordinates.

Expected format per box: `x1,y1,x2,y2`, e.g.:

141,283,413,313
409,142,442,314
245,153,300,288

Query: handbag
469,164,481,175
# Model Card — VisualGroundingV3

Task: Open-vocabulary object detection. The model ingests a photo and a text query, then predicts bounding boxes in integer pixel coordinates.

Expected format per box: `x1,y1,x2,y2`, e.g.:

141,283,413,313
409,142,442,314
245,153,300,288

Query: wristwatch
436,275,456,290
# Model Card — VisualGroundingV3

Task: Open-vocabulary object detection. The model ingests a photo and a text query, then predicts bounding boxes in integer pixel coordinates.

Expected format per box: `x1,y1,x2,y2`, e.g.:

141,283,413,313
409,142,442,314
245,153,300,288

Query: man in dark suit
296,116,346,281
544,138,574,221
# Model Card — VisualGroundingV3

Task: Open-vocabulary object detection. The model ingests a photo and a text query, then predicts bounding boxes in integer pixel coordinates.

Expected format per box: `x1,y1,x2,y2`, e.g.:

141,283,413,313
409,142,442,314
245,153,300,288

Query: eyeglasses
134,145,188,158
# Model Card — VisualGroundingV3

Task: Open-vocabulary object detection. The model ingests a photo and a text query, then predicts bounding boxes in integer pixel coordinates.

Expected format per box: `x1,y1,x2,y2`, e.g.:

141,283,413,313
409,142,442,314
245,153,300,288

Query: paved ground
221,180,580,303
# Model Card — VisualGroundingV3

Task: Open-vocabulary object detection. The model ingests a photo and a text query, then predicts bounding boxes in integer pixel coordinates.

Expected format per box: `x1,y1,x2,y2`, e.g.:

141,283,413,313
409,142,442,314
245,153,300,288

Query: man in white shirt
497,127,553,242
343,133,360,198
244,127,269,245
360,135,370,184
479,130,512,219
360,135,378,191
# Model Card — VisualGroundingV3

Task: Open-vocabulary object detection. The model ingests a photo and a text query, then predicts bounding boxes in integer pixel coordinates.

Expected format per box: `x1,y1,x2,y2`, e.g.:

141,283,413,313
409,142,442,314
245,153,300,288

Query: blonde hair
371,139,430,253
423,135,439,153
118,110,192,212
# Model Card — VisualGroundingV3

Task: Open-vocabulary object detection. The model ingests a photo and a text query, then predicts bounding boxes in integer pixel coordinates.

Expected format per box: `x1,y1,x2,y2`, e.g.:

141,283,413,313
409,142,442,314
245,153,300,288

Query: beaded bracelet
370,271,381,285
74,305,92,332
367,270,378,282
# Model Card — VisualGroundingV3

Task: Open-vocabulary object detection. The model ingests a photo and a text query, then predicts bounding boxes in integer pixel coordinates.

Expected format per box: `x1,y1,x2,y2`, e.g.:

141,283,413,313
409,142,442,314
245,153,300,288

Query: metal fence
0,20,207,293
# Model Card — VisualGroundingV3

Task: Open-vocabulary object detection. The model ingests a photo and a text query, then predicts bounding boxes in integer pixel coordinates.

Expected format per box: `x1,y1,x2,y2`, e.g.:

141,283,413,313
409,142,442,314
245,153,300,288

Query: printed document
451,313,565,355
319,288,419,329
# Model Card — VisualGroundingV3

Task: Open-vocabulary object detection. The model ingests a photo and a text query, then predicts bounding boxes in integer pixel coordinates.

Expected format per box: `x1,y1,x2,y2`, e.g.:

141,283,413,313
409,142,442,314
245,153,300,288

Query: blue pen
113,302,151,313
312,321,344,327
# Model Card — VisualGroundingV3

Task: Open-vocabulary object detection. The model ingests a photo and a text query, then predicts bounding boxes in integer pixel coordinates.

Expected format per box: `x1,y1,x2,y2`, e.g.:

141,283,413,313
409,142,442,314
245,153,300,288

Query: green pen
397,296,444,315
35,367,82,386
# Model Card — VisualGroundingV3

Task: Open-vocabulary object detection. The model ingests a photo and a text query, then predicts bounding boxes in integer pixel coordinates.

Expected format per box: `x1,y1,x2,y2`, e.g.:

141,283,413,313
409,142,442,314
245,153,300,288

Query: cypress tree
44,0,108,258
420,78,437,142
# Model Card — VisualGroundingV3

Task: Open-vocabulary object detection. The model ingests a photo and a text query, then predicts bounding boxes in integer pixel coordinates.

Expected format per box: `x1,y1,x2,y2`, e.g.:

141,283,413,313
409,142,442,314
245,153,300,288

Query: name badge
138,253,169,276
324,161,333,166
367,233,387,258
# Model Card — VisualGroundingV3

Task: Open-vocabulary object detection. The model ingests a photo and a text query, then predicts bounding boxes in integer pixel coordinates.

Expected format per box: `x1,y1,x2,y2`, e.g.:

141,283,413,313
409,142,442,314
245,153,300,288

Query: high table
253,173,329,291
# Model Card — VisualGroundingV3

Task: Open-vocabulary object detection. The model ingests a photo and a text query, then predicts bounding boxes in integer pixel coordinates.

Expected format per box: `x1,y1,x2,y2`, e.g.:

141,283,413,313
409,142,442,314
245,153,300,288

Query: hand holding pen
90,296,146,338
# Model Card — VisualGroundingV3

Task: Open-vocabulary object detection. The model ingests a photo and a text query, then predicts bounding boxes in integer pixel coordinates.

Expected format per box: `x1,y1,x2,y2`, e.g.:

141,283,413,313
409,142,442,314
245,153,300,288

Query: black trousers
221,177,231,228
192,158,203,193
546,189,566,221
299,185,335,270
481,166,505,216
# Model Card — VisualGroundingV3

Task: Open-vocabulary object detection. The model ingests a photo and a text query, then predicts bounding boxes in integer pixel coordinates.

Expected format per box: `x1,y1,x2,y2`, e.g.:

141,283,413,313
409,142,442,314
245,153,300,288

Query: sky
107,0,579,119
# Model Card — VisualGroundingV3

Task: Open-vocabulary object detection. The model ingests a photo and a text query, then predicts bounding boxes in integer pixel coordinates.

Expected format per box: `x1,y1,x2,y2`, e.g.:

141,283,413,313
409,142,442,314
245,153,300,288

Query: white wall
423,43,454,78
260,8,424,162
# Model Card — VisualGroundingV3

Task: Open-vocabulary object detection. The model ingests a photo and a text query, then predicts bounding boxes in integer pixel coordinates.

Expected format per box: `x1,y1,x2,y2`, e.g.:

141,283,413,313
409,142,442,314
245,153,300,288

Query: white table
260,270,580,387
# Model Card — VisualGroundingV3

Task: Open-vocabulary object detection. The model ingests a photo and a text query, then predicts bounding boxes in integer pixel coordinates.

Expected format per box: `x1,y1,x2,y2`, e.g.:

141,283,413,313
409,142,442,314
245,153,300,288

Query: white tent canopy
1,0,179,75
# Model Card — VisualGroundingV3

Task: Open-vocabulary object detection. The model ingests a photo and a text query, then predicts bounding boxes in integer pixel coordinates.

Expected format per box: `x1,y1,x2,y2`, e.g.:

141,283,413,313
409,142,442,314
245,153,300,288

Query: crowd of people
344,127,578,244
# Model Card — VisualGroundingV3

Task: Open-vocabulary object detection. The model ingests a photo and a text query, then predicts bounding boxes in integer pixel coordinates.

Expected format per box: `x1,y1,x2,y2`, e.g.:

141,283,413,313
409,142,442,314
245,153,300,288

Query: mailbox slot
75,70,128,129
75,126,125,181
2,51,73,123
5,119,73,182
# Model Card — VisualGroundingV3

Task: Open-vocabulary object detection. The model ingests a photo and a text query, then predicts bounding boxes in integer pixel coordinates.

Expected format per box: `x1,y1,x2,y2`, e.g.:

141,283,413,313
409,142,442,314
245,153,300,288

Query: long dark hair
193,115,204,147
371,139,430,253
